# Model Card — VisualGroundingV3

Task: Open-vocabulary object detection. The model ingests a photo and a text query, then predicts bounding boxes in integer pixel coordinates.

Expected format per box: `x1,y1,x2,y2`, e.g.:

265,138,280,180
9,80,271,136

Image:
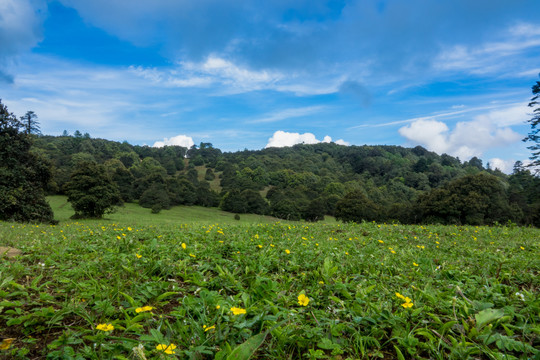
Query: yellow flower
0,338,15,350
298,293,309,306
230,307,247,315
378,240,384,243
135,253,142,258
401,302,414,308
216,305,221,309
318,281,324,285
285,249,290,254
189,253,196,258
156,343,176,354
413,262,419,267
116,236,121,240
96,323,114,332
203,325,216,332
127,227,132,231
135,306,153,313
395,292,405,300
520,246,525,250
257,245,263,248
181,243,187,249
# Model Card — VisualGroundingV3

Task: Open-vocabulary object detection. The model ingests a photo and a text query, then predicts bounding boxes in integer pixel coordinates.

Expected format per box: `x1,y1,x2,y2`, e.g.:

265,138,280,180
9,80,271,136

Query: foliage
0,218,538,359
335,190,380,223
524,73,540,172
0,100,54,223
30,136,540,226
416,173,514,225
64,161,122,218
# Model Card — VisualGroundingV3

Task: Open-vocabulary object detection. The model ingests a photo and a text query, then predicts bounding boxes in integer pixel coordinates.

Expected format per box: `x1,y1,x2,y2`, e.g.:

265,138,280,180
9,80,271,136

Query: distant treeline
31,133,540,226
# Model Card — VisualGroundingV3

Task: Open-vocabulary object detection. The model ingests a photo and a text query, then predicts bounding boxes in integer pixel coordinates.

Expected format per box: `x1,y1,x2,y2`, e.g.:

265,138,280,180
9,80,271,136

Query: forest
1,99,539,226
27,134,540,227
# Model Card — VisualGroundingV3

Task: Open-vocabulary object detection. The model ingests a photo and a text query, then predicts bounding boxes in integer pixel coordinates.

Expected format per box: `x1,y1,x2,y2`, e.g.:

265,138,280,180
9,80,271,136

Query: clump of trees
64,161,122,218
0,100,55,223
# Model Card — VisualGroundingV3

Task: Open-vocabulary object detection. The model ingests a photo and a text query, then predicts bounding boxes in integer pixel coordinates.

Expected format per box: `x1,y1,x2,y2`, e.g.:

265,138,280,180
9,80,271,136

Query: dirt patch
0,246,22,258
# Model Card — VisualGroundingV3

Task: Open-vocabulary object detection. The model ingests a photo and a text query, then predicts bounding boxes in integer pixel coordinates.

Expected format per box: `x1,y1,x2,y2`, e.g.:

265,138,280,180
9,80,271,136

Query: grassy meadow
0,198,539,359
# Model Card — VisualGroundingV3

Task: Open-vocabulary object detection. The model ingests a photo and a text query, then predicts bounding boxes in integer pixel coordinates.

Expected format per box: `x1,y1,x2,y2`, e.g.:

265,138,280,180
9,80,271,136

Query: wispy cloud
434,23,540,76
247,106,328,124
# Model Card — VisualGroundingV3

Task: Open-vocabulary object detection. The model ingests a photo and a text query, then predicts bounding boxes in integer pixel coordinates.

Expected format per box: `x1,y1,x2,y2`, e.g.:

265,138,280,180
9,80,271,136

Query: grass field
0,199,538,359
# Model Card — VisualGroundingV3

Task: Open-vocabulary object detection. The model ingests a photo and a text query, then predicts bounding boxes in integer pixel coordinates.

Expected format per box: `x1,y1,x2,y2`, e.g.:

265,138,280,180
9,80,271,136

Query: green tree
417,173,512,225
20,111,41,135
0,101,55,223
139,183,171,212
335,190,380,223
524,73,540,172
64,161,121,218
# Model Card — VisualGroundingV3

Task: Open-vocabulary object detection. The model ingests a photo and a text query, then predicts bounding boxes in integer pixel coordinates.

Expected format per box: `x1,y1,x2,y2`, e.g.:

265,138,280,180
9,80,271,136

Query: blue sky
1,0,539,172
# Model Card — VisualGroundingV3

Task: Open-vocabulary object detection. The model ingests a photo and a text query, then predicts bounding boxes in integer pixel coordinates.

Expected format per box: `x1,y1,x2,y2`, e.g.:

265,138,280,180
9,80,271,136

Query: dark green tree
139,183,171,211
0,101,55,223
417,173,513,225
64,161,121,218
20,111,41,135
335,190,380,223
524,73,540,172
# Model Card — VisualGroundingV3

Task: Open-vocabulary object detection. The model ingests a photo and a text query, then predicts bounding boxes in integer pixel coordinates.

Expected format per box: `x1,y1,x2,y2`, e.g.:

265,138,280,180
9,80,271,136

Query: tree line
1,93,539,226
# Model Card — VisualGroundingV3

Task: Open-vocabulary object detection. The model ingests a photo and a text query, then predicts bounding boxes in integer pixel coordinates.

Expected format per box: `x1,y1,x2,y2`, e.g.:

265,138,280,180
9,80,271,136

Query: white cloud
434,23,540,75
0,0,46,82
398,115,522,160
472,102,529,127
488,158,515,174
153,134,194,148
265,130,348,148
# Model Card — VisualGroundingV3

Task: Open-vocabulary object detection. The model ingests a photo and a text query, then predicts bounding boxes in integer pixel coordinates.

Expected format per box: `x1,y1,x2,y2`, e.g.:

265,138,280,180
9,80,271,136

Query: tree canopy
0,100,55,223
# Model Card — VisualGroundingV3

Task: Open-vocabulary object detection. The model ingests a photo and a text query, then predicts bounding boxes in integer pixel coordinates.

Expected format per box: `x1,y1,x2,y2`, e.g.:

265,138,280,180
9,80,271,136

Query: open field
0,202,539,359
46,195,301,226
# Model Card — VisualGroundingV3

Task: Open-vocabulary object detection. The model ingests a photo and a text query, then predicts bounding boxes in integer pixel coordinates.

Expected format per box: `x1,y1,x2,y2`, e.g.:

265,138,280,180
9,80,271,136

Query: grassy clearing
45,196,292,226
0,205,538,359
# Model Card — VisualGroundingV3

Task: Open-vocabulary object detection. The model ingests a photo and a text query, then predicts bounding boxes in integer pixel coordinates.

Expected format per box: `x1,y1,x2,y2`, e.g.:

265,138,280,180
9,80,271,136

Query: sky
1,0,540,173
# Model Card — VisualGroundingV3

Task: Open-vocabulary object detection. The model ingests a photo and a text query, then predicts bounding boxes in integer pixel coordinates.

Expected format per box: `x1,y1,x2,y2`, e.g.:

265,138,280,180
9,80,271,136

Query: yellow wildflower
413,262,419,267
285,249,290,254
135,253,142,259
96,323,114,332
230,307,246,315
135,306,153,313
156,344,176,354
203,325,216,332
401,302,414,308
298,293,309,306
181,243,187,249
0,338,15,350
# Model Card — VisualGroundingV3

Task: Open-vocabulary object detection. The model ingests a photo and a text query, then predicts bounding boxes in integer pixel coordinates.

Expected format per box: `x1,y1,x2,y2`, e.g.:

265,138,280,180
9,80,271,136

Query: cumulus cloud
153,134,194,148
265,130,348,148
398,114,522,160
488,158,516,174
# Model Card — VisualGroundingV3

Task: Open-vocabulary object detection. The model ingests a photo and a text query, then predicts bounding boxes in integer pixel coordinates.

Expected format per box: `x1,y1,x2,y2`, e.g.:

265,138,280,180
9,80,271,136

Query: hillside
32,135,540,226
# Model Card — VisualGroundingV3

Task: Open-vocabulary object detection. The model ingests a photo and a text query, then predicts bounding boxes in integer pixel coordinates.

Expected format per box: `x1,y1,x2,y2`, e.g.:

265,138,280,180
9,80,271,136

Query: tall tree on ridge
20,111,41,135
524,74,540,173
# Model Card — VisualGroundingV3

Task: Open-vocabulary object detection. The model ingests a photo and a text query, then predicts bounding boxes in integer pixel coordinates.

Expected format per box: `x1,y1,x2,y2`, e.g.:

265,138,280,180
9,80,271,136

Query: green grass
0,203,538,359
46,195,297,225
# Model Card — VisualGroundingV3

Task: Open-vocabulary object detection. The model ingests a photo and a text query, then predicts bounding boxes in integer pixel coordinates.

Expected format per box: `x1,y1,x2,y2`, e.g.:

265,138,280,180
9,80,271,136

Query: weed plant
0,218,538,359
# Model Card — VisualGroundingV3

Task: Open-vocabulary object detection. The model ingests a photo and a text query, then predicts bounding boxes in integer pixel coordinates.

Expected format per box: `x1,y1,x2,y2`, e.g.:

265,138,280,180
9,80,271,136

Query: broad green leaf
475,308,505,328
226,332,266,360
